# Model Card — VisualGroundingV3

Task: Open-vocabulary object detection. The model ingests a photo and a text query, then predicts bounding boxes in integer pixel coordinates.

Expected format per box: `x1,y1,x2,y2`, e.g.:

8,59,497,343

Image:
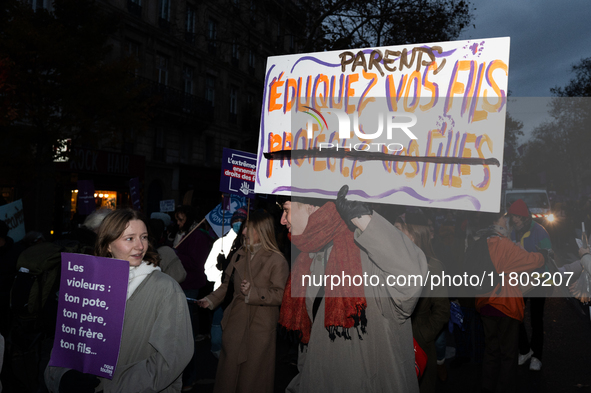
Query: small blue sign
159,199,175,212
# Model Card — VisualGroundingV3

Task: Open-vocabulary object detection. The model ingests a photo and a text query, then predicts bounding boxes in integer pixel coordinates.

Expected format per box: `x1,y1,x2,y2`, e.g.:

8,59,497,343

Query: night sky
459,0,591,98
457,0,591,143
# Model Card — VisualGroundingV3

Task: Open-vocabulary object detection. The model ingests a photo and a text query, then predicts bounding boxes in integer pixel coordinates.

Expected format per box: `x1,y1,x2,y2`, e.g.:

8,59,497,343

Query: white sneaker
529,357,542,371
518,349,533,365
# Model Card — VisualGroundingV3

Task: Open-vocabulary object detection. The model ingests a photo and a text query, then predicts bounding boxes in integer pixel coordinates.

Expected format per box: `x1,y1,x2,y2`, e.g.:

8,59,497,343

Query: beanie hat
402,207,429,226
508,199,529,217
150,212,172,228
231,207,248,223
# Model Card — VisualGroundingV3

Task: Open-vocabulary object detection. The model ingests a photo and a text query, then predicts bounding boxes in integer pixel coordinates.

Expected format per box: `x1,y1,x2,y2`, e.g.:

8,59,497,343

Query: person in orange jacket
473,212,545,393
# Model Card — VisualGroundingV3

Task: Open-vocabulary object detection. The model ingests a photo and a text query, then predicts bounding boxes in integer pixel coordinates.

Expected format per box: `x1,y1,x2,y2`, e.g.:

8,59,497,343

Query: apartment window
126,40,140,58
29,0,46,10
248,50,256,75
231,38,240,67
127,0,142,17
159,0,170,20
183,65,194,95
126,40,140,76
275,25,282,50
207,20,217,41
205,75,216,107
123,129,136,154
205,136,215,163
249,0,257,23
154,129,165,161
182,66,194,113
185,6,196,43
264,15,271,36
229,85,238,123
158,0,170,31
180,135,192,164
186,6,196,33
157,54,169,85
30,0,54,10
207,19,217,54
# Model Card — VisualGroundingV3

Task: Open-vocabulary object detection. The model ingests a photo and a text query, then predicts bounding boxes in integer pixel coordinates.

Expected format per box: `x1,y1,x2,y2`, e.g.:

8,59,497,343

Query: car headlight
546,214,555,222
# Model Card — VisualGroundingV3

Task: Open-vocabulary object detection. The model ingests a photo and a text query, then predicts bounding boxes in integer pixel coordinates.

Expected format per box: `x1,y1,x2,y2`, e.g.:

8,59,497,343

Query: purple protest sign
220,148,256,199
129,177,142,210
77,180,95,215
48,253,129,379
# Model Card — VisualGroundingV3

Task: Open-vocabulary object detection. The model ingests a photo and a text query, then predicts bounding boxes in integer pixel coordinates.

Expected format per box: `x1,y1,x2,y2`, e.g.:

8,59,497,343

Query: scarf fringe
327,307,368,341
278,202,368,344
278,324,304,344
351,307,368,337
278,324,309,352
327,326,353,341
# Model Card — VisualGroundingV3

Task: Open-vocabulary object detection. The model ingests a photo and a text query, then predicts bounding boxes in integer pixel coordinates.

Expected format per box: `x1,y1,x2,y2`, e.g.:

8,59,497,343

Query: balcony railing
135,76,213,120
158,17,170,33
185,32,196,44
207,41,216,55
127,0,142,17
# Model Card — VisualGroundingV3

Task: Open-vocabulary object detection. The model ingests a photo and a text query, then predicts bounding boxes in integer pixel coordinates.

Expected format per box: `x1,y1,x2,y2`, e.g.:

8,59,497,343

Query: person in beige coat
198,210,289,393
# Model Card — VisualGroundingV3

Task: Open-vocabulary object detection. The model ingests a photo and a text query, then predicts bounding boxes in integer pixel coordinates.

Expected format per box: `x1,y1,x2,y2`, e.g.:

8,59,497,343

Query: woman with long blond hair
197,209,289,393
395,209,450,393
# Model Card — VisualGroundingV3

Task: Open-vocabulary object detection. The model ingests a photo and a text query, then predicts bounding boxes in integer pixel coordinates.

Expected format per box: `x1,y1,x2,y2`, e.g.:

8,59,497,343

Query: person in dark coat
474,212,545,393
395,209,450,393
507,199,552,371
0,220,24,337
172,205,214,390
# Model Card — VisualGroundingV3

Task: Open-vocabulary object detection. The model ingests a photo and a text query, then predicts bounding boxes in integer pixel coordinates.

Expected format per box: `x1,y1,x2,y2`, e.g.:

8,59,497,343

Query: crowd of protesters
0,190,591,393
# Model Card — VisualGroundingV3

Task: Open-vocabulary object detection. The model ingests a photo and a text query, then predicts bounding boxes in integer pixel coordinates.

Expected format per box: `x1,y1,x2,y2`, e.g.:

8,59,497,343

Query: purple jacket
175,228,214,290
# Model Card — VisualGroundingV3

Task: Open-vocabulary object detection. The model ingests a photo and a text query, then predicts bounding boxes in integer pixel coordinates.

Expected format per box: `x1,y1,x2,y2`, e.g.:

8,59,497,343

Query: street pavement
188,291,591,393
188,248,591,393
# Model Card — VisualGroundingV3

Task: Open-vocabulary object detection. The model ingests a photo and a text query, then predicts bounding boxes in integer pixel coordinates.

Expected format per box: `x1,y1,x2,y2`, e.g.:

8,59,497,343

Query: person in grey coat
45,209,193,393
278,186,428,393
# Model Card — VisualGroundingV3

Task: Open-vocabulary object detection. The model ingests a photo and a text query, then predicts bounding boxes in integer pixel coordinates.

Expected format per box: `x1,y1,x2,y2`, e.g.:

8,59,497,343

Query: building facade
1,0,303,236
95,0,302,217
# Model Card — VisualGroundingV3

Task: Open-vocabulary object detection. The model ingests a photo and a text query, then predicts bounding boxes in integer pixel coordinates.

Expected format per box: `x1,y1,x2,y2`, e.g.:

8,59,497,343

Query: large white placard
255,37,510,212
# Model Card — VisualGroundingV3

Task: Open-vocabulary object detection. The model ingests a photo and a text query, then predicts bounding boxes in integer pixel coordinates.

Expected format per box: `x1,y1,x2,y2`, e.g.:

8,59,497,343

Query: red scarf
278,202,367,344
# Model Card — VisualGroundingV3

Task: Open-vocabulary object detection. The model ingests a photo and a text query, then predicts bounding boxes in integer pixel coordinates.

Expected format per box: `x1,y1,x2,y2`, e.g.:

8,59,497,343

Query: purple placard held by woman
48,253,129,379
